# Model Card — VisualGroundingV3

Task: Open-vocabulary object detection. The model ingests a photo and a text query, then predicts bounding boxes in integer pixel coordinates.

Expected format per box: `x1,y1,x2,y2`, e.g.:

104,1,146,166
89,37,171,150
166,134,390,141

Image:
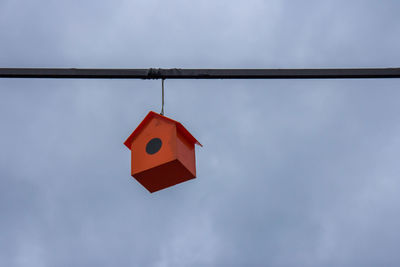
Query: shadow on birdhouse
124,111,202,193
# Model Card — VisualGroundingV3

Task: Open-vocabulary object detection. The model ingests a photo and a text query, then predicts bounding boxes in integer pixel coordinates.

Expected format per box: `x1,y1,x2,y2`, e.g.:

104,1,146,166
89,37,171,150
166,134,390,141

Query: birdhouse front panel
130,116,176,176
124,111,202,193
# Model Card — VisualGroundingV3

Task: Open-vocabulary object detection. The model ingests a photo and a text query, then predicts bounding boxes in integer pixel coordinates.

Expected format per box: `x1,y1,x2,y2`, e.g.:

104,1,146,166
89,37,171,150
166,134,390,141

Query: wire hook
160,79,165,115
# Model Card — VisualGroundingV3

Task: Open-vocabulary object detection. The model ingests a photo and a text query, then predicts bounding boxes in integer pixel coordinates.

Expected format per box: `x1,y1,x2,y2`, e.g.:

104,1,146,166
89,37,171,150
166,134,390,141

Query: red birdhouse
124,111,202,193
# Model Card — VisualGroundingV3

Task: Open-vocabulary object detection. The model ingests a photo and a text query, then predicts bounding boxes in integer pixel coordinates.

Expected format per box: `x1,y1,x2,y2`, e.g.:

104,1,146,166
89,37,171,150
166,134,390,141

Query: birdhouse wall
131,117,177,176
176,129,196,177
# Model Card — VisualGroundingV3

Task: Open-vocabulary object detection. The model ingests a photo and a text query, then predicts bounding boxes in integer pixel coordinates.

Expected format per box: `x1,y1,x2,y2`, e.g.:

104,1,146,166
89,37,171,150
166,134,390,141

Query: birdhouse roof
124,111,202,150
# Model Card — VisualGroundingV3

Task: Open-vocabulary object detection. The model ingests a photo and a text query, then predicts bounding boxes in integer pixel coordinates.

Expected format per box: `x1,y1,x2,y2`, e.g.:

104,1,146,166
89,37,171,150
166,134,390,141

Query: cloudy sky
1,0,400,266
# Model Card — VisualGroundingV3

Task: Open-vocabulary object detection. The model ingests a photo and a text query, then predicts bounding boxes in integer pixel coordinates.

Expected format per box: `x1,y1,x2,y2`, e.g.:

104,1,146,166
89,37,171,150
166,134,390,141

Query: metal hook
160,79,165,115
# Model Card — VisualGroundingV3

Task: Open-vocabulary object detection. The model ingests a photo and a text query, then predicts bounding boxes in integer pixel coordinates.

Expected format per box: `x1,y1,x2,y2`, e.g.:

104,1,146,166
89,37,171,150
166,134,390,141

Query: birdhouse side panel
176,129,196,177
131,117,177,175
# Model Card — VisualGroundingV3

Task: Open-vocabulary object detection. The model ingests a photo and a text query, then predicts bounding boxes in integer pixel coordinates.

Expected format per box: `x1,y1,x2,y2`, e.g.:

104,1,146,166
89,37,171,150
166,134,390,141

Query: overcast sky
1,0,400,266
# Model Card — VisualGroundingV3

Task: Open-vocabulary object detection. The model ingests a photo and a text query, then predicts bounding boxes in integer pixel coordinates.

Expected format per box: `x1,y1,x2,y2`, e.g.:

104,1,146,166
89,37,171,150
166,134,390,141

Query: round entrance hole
146,138,162,155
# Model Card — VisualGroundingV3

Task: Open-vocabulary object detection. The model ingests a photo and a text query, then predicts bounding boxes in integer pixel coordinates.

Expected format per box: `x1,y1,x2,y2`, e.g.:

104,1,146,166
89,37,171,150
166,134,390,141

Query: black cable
0,68,399,79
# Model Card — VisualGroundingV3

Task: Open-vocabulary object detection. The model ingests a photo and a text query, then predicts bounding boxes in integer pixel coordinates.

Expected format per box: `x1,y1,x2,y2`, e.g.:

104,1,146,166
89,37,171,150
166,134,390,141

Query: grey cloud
1,0,400,266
